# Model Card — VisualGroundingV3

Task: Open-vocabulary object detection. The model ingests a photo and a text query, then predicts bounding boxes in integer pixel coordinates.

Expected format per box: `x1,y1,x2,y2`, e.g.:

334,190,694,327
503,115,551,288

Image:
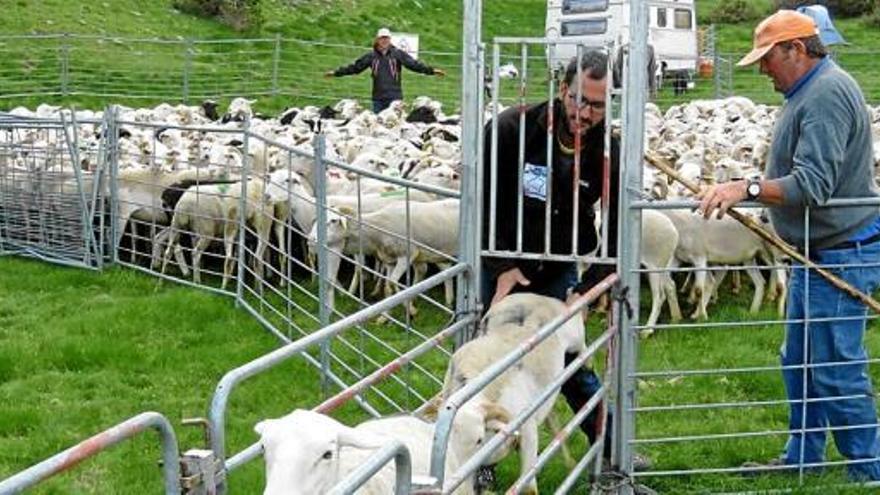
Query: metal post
314,132,331,397
183,39,194,104
58,110,93,268
271,34,282,97
456,0,482,346
713,45,721,99
108,105,120,265
236,121,250,306
60,34,70,97
614,1,649,492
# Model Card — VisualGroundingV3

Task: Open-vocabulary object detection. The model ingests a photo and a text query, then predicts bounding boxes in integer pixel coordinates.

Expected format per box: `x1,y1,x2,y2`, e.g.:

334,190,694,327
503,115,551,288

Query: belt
823,231,880,251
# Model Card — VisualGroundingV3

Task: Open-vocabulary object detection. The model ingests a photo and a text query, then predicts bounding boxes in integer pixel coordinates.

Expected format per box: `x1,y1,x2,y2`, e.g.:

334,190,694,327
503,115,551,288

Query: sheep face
255,410,386,495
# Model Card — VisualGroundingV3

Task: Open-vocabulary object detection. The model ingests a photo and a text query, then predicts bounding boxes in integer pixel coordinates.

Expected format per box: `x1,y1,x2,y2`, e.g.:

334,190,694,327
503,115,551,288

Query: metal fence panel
0,112,105,269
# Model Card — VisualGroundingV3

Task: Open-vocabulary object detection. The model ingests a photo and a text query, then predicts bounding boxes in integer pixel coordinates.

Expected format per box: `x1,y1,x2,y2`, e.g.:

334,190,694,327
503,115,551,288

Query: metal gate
0,111,108,269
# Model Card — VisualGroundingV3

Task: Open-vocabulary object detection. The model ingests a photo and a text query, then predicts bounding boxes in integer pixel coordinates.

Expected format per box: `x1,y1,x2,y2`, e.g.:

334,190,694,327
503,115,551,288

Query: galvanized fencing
0,34,462,111
0,111,108,269
0,103,478,492
5,33,880,116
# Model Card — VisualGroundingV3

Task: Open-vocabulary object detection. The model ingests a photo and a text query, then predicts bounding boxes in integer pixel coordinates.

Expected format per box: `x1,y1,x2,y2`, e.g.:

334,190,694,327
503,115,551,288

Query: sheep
223,97,256,123
441,293,584,495
639,210,682,335
308,196,454,311
662,209,770,320
160,147,285,288
356,199,460,312
255,409,478,495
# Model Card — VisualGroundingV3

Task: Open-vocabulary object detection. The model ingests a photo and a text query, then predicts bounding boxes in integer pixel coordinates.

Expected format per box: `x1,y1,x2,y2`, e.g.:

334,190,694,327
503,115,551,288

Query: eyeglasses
566,91,606,111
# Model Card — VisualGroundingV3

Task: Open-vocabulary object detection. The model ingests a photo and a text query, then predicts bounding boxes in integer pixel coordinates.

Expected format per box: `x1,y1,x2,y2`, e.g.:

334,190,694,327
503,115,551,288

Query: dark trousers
480,262,612,458
372,98,393,113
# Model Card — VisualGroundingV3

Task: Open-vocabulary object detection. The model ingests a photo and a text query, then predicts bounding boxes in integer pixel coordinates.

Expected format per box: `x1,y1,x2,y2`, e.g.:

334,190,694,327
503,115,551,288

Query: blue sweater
766,58,879,250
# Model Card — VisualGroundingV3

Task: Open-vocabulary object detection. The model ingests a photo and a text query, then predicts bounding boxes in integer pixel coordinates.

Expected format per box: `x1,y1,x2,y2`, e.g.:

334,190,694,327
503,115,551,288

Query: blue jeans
782,240,880,480
481,263,612,456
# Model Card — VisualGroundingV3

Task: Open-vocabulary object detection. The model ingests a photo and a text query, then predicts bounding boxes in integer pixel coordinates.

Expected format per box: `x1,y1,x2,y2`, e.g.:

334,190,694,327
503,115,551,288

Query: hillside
0,1,878,109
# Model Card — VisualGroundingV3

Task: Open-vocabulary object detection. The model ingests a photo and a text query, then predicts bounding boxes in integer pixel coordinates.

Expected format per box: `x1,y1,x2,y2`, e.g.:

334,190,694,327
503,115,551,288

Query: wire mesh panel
0,34,464,113
0,111,105,269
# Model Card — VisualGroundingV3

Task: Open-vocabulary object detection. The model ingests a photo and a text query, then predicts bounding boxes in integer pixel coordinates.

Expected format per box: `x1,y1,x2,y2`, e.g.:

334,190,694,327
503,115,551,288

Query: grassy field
3,251,880,493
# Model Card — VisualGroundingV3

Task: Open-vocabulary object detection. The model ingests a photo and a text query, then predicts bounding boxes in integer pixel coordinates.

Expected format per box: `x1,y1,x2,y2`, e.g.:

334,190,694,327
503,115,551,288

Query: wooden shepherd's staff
641,148,880,314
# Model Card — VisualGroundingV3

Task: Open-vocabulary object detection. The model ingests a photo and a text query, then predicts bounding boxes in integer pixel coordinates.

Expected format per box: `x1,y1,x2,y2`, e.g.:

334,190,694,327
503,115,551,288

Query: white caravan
545,0,698,79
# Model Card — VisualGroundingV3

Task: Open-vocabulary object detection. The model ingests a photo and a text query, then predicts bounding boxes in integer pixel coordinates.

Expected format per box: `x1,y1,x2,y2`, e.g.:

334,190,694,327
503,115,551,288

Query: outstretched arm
331,52,374,77
396,49,437,75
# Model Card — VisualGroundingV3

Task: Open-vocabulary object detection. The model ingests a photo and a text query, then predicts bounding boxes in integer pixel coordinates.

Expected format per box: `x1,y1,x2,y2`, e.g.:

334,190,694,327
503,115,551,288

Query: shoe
474,464,496,494
740,457,794,477
633,453,653,472
602,452,653,472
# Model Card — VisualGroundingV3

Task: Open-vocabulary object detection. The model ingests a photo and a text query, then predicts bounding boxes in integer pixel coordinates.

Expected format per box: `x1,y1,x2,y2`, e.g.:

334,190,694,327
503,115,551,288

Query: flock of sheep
6,94,880,492
6,95,880,330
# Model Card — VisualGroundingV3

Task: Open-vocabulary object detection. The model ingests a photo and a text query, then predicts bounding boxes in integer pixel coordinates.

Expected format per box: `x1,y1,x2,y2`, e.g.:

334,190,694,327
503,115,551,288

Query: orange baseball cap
737,10,820,66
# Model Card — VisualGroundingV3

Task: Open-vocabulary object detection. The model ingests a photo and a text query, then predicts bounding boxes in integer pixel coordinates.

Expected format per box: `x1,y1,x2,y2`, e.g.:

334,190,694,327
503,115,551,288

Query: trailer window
562,0,608,14
562,19,608,36
674,8,692,29
657,8,667,28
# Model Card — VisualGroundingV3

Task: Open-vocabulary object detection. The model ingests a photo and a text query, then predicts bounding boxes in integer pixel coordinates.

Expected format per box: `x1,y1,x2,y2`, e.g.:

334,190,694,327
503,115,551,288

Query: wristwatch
746,179,762,201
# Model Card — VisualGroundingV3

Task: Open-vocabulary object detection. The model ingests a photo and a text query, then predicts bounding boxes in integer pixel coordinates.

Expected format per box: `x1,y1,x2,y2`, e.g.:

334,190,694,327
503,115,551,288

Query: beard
565,114,595,136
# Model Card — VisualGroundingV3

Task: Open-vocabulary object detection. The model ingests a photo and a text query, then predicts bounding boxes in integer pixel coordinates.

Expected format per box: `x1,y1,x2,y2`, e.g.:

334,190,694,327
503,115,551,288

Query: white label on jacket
523,163,547,201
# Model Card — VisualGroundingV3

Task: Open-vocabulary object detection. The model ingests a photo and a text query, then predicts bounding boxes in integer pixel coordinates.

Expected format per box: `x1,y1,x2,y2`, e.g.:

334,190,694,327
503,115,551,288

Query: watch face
748,182,760,198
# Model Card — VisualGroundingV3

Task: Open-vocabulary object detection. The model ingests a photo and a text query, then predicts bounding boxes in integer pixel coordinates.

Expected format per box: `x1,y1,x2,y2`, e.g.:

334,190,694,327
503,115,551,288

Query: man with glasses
699,10,880,480
481,49,630,473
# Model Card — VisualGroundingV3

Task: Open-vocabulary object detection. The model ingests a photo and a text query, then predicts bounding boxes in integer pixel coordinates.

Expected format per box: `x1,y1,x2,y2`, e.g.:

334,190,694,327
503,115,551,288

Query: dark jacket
333,45,435,101
482,100,620,294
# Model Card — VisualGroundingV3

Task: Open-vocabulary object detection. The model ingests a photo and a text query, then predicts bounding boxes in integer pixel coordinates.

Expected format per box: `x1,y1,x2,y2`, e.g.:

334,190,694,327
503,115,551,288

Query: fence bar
0,412,180,495
327,440,412,495
509,384,607,493
458,0,483,330
614,0,649,482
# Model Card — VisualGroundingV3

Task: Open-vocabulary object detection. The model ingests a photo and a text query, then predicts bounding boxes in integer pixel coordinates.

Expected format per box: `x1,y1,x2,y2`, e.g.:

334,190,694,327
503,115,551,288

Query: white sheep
255,409,477,495
441,293,584,495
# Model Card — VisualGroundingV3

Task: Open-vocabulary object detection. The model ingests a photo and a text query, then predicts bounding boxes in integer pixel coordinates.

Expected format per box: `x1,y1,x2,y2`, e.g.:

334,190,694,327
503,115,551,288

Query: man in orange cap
325,27,446,113
699,10,880,480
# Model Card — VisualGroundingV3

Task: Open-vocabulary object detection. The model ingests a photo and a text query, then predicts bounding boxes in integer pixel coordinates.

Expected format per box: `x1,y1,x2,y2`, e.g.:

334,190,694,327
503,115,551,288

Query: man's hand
434,68,446,77
697,180,748,220
490,267,530,307
324,70,335,78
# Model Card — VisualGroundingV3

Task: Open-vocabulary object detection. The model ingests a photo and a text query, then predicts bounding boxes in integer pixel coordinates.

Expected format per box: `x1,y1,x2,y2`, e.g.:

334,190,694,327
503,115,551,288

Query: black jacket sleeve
334,52,373,77
573,136,621,294
482,113,519,278
396,49,435,75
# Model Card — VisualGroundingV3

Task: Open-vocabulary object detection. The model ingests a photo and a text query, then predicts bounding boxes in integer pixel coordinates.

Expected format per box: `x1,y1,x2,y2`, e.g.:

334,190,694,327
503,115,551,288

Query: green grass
0,255,328,493
4,251,880,493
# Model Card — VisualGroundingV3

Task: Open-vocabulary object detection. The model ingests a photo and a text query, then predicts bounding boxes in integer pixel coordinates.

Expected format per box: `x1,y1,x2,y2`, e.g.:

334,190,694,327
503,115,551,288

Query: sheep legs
519,420,540,495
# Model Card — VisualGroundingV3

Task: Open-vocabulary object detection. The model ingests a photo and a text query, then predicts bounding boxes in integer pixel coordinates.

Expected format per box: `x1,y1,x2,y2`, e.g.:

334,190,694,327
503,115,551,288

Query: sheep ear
480,403,512,427
337,205,356,217
419,394,443,421
336,427,386,450
254,419,274,436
